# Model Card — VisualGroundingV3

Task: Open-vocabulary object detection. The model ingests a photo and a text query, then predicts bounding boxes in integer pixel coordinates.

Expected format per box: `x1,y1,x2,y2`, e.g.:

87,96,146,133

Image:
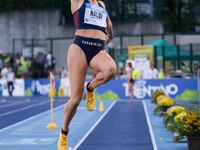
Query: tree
163,0,200,32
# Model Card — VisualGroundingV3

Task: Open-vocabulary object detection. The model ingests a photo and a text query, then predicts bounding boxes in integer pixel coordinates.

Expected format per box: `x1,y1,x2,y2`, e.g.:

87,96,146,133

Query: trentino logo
123,80,178,98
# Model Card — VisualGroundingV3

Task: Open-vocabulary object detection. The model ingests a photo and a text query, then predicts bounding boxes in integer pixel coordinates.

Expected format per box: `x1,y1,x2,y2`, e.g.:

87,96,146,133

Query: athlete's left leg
88,50,116,90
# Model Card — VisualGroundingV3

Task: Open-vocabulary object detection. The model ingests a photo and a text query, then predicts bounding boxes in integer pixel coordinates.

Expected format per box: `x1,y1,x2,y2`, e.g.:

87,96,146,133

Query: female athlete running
57,0,116,149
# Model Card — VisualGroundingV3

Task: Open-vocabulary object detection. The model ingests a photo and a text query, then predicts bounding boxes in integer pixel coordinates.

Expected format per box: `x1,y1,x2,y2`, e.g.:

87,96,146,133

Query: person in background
158,68,165,79
61,66,68,78
14,53,21,74
21,57,29,79
6,67,15,96
132,67,140,80
46,52,52,71
185,63,190,73
117,68,123,79
4,56,10,64
0,56,3,69
126,62,134,103
16,63,23,78
120,70,128,79
148,64,158,79
1,64,8,79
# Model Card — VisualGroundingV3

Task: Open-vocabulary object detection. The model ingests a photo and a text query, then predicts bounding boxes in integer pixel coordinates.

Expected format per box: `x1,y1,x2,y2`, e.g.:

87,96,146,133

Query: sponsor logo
82,40,102,47
123,80,178,98
31,81,50,95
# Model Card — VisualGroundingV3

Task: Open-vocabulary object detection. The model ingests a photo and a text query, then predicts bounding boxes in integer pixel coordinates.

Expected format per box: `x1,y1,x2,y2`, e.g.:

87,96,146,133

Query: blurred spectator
4,56,10,64
14,53,21,73
61,66,68,78
33,52,46,78
158,68,165,79
120,70,128,79
117,68,123,79
46,52,52,70
0,56,3,69
148,64,158,79
16,63,23,78
185,63,190,73
193,63,199,77
6,67,15,96
132,67,140,79
1,64,8,79
21,57,29,79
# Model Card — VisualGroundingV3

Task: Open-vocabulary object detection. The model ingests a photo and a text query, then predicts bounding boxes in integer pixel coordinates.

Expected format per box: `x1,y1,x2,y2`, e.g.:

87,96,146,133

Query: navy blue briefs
72,35,105,64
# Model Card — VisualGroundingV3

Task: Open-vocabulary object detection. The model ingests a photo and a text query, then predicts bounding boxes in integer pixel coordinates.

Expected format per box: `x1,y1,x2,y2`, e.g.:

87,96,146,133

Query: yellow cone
58,86,65,97
99,101,104,111
47,122,57,129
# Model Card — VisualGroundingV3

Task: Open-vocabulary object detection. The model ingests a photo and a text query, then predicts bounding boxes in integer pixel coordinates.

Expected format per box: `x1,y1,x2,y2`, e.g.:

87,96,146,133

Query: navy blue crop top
73,0,107,34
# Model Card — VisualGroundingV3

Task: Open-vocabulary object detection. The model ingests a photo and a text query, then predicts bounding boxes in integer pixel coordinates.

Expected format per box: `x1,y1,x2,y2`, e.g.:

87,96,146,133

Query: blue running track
77,101,154,150
0,97,69,129
0,97,173,150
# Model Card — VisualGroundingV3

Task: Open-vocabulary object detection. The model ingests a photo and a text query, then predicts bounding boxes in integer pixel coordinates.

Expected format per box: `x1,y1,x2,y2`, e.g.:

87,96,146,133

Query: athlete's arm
98,1,114,44
105,14,114,44
70,0,81,14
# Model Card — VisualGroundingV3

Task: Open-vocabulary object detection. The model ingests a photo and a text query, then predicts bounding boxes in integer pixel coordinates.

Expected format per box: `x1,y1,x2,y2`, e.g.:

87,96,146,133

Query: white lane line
0,99,30,109
73,101,116,150
0,103,66,132
142,100,157,150
0,100,50,117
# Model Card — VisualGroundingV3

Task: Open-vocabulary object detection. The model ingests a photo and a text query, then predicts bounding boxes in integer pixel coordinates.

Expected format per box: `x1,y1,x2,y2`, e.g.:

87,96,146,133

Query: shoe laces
60,136,67,146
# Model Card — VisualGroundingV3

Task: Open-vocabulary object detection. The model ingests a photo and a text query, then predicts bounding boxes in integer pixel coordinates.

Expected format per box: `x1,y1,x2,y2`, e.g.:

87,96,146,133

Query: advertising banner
23,78,198,100
25,79,60,96
60,78,71,97
86,79,198,100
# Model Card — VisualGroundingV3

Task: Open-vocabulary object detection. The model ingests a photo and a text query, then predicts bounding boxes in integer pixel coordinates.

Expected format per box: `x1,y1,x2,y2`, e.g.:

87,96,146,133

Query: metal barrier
12,34,200,77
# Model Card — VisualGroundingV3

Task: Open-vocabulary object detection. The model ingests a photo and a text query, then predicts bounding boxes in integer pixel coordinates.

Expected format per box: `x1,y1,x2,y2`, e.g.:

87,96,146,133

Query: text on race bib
84,3,107,28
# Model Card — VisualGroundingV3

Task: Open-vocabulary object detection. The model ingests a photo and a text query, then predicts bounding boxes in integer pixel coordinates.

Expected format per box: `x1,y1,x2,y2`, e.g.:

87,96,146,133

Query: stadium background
0,0,200,77
0,1,200,150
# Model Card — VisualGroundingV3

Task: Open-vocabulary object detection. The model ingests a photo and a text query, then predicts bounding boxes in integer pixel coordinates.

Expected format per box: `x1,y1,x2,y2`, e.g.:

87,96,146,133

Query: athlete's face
8,67,12,72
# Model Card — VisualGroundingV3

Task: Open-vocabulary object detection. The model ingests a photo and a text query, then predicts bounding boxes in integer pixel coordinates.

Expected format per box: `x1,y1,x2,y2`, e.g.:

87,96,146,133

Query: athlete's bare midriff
75,29,105,40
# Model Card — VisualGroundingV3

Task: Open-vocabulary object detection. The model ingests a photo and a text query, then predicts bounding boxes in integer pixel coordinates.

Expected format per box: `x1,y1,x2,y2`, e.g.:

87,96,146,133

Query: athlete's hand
105,35,112,45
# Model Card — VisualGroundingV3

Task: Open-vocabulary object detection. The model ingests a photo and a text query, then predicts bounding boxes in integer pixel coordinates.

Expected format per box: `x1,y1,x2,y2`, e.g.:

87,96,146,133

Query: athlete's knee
104,65,116,79
70,95,82,108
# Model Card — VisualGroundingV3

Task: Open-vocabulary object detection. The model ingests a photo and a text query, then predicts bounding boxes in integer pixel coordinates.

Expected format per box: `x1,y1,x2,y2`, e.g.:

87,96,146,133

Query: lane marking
73,101,116,150
0,103,66,132
142,100,157,150
0,101,50,117
0,99,30,109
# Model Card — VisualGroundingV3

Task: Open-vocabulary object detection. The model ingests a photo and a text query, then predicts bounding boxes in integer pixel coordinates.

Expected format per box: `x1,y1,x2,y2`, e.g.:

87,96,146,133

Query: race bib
84,3,107,28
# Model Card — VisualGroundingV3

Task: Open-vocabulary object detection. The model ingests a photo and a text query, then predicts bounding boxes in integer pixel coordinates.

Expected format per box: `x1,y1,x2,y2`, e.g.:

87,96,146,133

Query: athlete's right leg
58,44,88,150
129,83,134,103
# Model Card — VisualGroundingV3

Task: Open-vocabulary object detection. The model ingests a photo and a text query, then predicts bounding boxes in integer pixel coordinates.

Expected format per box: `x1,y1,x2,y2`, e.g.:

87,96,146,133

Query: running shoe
57,132,68,150
85,82,96,111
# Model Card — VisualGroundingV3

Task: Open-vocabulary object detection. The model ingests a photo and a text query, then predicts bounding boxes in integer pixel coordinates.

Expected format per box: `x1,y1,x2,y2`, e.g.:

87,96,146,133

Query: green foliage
154,105,162,115
162,0,200,32
175,89,198,100
152,89,166,104
176,104,200,140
